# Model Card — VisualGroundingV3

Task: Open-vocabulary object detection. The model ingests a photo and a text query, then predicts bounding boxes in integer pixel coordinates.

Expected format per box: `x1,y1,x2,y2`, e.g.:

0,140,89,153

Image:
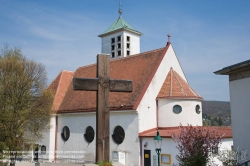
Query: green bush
97,161,112,166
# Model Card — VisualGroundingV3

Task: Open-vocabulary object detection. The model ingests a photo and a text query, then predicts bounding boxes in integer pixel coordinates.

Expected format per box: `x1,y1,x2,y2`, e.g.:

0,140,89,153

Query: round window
61,126,70,141
84,126,95,143
196,105,201,114
173,105,182,114
112,126,125,144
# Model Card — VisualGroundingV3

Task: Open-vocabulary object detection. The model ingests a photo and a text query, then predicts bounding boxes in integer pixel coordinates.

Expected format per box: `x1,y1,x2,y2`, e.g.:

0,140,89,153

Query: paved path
15,162,85,166
14,162,123,166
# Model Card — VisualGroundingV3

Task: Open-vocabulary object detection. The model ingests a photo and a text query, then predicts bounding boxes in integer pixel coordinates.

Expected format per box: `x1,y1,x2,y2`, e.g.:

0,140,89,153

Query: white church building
39,9,233,166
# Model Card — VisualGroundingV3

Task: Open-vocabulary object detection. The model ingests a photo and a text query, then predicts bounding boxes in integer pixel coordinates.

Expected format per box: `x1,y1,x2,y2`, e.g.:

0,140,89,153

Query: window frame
196,104,201,114
61,126,70,142
84,126,95,143
173,105,182,114
112,125,125,144
111,37,115,44
117,36,121,42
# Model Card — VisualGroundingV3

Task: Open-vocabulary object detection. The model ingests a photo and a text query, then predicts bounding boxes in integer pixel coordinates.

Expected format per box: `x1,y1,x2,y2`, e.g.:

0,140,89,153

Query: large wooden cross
73,54,133,163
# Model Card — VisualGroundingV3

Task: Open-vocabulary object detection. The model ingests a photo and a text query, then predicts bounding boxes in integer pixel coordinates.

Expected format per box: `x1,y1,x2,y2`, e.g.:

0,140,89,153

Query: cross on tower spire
118,1,123,16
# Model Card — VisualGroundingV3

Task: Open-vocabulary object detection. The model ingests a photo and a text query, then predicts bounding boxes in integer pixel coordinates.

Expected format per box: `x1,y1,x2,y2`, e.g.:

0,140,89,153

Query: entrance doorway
144,150,151,166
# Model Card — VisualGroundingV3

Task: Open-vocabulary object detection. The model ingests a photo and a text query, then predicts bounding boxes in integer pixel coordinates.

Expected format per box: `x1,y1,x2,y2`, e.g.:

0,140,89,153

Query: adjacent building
215,59,250,161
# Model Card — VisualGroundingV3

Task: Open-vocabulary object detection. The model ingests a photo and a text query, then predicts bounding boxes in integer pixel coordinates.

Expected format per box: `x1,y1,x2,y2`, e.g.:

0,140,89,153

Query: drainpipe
139,137,142,166
156,100,159,129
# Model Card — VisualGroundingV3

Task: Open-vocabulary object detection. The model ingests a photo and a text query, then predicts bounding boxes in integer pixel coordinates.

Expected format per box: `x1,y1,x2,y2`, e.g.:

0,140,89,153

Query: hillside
202,101,231,126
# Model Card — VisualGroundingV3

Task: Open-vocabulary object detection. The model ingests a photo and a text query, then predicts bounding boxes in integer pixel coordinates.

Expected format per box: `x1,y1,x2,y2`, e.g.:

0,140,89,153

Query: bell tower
98,3,142,59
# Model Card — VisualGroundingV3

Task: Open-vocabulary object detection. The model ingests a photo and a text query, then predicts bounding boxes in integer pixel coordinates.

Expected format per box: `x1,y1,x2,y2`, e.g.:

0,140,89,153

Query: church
39,8,233,166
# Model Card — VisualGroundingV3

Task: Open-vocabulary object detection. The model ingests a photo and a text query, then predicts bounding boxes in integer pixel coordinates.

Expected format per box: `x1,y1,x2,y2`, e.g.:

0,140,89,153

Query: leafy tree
202,119,210,126
218,117,223,126
0,46,53,166
170,124,223,166
211,119,219,126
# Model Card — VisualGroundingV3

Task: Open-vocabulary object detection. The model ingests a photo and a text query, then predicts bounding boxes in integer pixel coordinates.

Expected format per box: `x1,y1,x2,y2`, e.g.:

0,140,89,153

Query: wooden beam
73,78,132,92
73,54,133,163
73,78,98,91
110,80,133,92
97,54,110,162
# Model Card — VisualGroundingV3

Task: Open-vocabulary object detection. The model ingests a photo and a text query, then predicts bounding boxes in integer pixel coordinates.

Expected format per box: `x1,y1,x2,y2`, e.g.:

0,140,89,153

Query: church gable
56,47,166,113
136,42,199,132
157,68,202,100
48,70,74,113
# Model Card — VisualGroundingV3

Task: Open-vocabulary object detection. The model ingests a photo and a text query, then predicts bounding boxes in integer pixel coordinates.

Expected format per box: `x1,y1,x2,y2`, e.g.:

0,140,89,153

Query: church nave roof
56,45,169,113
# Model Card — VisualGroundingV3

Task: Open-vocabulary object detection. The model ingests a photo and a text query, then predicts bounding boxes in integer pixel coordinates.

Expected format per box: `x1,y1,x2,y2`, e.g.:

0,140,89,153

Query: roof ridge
188,86,200,97
173,69,187,96
174,70,201,98
157,67,203,100
57,44,168,113
53,71,74,113
112,16,122,31
133,44,171,109
62,70,74,73
99,16,142,37
53,71,64,111
170,68,173,97
78,63,96,69
77,48,165,70
110,47,165,62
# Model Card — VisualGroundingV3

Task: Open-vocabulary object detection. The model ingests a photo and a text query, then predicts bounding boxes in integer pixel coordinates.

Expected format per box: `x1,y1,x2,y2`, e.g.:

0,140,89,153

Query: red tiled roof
157,68,203,100
139,126,232,138
48,70,74,113
57,45,170,113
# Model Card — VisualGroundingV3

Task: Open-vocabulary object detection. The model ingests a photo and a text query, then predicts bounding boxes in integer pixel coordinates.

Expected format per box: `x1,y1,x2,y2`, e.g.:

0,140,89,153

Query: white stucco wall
211,138,234,166
137,45,187,132
55,110,139,165
123,31,140,56
101,30,140,58
229,77,250,160
141,137,233,166
57,113,96,162
38,115,56,161
141,137,179,166
158,99,202,127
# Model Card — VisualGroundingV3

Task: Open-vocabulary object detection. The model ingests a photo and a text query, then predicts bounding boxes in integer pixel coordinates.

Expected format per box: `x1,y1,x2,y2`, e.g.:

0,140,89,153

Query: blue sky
1,0,250,101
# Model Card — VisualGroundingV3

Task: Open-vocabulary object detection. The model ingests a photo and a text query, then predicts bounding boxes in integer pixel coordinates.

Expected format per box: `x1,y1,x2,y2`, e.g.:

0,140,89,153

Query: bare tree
0,46,53,166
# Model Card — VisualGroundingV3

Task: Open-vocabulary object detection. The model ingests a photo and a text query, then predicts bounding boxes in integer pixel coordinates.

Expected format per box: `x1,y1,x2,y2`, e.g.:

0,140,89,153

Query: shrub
170,124,223,166
218,148,248,166
97,161,112,166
